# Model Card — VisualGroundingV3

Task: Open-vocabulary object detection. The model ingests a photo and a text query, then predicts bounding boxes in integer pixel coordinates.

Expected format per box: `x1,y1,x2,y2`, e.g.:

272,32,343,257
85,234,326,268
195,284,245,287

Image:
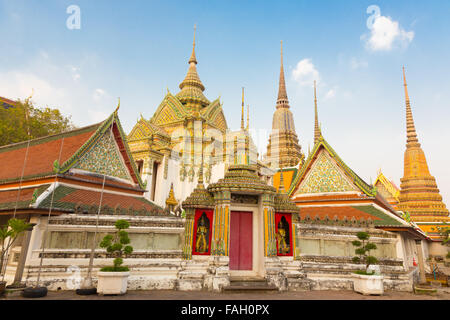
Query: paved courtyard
2,288,450,300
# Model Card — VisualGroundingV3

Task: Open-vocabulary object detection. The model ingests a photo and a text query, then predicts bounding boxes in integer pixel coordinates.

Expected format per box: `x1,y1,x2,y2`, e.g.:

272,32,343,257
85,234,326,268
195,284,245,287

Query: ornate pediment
201,99,228,133
295,150,358,195
72,129,133,182
128,117,169,141
150,93,188,127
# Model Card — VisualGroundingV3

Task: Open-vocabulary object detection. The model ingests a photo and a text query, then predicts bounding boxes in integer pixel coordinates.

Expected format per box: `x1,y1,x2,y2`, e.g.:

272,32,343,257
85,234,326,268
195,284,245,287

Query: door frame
228,204,263,278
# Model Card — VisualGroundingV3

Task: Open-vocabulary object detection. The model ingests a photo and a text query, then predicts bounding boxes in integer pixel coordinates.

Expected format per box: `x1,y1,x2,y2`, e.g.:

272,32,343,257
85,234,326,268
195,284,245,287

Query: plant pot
352,273,384,295
97,271,129,295
0,281,6,296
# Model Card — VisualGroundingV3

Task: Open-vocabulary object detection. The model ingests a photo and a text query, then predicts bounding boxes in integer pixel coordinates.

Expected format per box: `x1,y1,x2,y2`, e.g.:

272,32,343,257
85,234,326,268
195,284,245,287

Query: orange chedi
397,67,450,238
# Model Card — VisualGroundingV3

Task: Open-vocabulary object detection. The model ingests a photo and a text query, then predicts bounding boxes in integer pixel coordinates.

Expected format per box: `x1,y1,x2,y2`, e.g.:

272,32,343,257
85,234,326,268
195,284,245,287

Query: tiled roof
0,124,100,183
0,96,17,109
293,194,368,202
0,185,50,211
299,205,404,226
36,185,165,215
0,110,144,189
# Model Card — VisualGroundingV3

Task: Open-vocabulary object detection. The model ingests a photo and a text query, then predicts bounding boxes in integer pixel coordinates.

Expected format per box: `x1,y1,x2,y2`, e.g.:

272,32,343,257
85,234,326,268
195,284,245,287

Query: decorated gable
73,130,132,181
201,99,228,133
151,94,187,127
296,150,358,195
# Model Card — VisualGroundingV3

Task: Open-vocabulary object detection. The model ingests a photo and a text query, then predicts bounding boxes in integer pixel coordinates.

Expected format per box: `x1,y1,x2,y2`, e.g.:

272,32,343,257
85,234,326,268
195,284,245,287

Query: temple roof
183,165,215,209
208,164,276,194
0,109,144,189
289,136,375,197
374,170,400,203
299,205,404,227
176,28,210,107
0,184,165,215
0,96,17,109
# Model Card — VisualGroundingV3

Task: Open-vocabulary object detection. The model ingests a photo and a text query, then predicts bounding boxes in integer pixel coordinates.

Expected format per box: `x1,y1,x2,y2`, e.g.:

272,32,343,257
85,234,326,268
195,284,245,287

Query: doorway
229,211,253,270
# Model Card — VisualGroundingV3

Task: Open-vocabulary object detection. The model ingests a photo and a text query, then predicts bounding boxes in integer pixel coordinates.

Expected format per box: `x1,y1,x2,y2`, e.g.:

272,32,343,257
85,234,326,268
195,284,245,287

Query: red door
229,211,252,270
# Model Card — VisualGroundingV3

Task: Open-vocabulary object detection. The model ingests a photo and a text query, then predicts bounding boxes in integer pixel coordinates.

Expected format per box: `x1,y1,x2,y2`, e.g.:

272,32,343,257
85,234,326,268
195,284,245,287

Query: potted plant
96,219,133,295
0,218,32,295
351,231,383,295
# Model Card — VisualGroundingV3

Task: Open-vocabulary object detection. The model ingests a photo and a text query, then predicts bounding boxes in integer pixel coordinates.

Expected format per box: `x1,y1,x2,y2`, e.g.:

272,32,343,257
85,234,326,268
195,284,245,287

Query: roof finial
277,40,289,107
241,87,245,130
189,24,197,64
314,80,321,144
403,66,419,145
115,97,120,113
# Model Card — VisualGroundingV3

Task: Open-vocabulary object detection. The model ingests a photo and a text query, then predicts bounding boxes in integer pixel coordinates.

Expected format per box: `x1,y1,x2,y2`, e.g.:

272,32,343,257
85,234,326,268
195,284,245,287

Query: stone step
223,284,279,292
225,277,278,292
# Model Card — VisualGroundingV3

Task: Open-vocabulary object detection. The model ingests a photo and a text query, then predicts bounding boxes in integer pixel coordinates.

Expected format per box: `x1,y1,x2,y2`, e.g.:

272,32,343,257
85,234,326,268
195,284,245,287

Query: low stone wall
16,213,186,290
293,223,415,292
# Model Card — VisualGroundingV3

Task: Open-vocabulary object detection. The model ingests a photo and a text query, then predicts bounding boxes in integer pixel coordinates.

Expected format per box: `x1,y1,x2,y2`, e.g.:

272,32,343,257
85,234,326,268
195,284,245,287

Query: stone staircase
223,276,279,292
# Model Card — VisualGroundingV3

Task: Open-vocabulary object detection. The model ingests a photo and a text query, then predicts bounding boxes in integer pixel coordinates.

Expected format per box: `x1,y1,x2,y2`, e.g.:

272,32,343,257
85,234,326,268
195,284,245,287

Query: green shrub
99,220,133,272
352,231,378,274
0,218,32,278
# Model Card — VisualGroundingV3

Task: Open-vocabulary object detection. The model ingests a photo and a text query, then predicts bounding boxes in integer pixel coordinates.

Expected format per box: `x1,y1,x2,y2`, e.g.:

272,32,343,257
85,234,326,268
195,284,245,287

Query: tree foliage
0,218,32,277
0,98,75,146
99,219,133,272
433,221,449,246
352,231,378,273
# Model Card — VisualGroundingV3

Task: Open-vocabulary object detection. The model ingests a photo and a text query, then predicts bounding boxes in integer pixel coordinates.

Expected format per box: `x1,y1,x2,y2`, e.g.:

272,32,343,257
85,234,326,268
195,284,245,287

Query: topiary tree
99,220,133,272
352,231,378,274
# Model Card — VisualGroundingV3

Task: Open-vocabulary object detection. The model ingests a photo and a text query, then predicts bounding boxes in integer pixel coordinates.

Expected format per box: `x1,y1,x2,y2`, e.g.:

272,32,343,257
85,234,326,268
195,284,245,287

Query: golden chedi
266,41,304,169
397,67,449,236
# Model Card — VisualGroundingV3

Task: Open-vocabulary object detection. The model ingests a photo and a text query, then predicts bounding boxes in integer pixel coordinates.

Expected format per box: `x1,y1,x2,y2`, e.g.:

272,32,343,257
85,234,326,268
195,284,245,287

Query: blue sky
1,0,450,203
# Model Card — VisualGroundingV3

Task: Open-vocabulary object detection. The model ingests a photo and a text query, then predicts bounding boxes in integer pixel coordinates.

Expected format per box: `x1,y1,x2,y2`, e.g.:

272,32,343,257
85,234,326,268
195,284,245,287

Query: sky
1,0,450,204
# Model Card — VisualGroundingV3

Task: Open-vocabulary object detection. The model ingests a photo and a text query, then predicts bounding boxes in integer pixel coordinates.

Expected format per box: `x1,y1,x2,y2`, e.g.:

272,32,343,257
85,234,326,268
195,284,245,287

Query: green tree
99,220,133,272
352,231,378,274
0,218,32,278
0,98,75,146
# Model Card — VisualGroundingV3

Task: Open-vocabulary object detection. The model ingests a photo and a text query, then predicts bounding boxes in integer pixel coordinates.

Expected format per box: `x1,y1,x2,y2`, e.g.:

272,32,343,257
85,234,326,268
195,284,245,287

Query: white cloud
0,71,67,108
363,15,414,51
324,88,336,100
350,57,368,70
69,66,81,81
291,58,320,87
0,52,115,126
93,88,107,102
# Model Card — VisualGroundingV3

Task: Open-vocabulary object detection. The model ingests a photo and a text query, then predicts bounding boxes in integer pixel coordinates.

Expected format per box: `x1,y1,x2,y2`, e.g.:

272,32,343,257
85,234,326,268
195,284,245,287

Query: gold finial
193,24,196,46
241,87,245,130
280,40,283,65
115,97,120,113
247,104,250,130
189,24,197,64
403,66,419,145
277,40,288,105
314,80,321,144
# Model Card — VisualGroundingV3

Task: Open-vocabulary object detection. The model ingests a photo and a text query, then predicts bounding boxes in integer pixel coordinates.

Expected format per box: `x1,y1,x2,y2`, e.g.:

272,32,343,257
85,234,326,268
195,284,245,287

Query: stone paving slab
2,288,450,300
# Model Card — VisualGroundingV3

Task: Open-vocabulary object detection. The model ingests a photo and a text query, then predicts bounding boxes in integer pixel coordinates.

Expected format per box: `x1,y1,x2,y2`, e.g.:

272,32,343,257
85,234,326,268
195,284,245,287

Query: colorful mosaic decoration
297,151,356,194
74,130,130,181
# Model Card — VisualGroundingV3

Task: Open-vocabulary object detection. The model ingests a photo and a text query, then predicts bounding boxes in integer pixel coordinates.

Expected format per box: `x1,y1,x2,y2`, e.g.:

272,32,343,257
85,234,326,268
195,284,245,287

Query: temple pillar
211,191,230,256
262,194,276,257
415,239,427,284
182,208,195,260
13,219,34,285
